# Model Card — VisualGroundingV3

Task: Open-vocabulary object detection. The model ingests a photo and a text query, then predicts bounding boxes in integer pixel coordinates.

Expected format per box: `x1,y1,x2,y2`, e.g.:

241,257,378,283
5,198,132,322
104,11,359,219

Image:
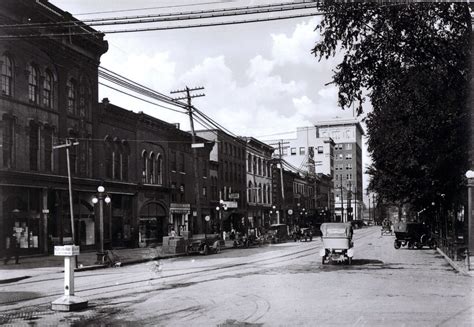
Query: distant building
240,137,274,231
315,118,365,222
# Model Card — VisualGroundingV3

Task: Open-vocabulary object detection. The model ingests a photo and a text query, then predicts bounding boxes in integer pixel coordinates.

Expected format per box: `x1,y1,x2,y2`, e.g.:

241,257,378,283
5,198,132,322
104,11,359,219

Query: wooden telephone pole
171,86,205,236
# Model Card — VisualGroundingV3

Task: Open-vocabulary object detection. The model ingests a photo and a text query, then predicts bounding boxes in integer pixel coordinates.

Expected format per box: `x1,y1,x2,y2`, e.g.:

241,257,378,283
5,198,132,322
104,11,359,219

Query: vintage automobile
186,234,224,255
320,223,354,265
265,224,288,244
292,227,313,242
381,219,393,236
393,222,437,249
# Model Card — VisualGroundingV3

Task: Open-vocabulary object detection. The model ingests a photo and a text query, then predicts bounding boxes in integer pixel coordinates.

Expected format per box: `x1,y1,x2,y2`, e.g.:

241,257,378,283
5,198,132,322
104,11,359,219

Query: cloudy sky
50,0,372,198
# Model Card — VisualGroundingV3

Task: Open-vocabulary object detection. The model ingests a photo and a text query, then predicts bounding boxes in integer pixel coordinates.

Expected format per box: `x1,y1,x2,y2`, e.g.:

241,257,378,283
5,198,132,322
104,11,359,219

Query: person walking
4,232,19,265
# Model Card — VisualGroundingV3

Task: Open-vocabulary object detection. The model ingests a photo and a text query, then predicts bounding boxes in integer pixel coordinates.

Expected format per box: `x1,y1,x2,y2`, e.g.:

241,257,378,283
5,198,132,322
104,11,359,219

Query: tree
312,1,470,213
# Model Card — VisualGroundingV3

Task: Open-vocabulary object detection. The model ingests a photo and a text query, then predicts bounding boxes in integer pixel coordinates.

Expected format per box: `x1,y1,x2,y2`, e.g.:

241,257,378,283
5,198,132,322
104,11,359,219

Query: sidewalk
0,240,236,283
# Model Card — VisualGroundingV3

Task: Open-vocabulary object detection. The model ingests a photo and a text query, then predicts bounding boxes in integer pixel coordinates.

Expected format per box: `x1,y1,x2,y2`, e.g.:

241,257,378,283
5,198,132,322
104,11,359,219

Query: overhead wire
1,1,320,29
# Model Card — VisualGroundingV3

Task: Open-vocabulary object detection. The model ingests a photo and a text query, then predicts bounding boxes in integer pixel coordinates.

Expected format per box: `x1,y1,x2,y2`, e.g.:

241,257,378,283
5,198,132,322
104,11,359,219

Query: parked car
292,228,313,242
265,224,288,244
186,234,224,255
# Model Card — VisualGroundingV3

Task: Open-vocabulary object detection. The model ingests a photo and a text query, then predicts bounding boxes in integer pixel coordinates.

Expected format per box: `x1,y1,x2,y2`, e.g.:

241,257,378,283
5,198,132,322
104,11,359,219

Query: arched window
43,70,53,108
157,154,163,185
1,54,13,96
122,140,130,181
28,64,39,104
248,181,252,203
113,139,121,180
149,152,155,184
79,78,91,118
104,137,113,178
67,79,76,115
247,154,252,172
141,150,148,183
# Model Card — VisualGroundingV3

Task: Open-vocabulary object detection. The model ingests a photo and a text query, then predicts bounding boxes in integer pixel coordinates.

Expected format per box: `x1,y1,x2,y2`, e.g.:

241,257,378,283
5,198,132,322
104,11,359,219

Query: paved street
0,226,472,326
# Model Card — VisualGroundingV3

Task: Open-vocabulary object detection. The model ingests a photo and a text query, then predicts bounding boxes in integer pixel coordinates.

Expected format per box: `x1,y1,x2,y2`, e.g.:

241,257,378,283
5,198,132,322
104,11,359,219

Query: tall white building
315,118,365,222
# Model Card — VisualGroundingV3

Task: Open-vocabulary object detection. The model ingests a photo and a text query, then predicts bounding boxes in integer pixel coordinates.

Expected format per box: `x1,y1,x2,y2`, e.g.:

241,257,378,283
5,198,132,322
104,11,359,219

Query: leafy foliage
312,1,470,211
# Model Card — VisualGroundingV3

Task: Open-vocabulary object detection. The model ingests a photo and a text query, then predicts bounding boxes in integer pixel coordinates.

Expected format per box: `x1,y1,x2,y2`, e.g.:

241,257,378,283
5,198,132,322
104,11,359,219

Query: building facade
315,118,365,222
195,130,247,233
0,0,108,256
241,137,274,231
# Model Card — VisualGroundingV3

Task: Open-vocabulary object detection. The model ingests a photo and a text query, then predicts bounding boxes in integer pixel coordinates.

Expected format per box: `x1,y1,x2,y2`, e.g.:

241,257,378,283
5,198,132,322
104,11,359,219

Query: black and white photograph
0,0,473,326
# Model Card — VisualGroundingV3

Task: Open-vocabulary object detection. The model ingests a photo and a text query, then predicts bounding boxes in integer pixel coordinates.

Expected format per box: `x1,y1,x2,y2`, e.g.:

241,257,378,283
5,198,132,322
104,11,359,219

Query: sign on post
54,245,80,256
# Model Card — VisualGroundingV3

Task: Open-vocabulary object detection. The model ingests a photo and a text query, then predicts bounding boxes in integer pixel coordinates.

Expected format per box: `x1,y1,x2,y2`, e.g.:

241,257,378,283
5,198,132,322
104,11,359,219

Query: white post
64,256,74,296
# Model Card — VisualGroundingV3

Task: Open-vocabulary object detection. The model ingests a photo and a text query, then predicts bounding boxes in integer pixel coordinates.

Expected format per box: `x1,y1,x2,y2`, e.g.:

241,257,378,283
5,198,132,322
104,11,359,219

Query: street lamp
216,199,227,233
92,186,111,264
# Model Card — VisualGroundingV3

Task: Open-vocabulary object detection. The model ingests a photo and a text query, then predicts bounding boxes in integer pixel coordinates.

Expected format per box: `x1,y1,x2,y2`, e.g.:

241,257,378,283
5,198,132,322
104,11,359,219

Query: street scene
1,227,472,326
1,0,474,326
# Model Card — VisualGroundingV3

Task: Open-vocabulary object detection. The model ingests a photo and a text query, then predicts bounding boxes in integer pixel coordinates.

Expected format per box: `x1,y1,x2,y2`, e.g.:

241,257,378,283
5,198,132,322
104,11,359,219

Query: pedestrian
4,233,19,265
170,228,177,237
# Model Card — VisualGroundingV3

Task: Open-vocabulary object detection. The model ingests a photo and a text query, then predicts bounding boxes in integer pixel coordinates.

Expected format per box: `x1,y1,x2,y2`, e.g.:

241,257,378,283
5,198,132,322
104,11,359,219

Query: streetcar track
0,228,375,312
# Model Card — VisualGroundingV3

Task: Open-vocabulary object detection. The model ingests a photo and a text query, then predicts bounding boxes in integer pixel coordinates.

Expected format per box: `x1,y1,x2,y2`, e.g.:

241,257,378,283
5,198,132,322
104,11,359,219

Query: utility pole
340,175,344,222
53,139,79,244
278,141,285,224
171,86,205,236
368,194,371,223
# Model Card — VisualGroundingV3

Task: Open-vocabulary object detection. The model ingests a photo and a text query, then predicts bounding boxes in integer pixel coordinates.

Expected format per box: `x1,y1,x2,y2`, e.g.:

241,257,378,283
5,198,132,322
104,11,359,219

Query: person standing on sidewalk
4,232,20,265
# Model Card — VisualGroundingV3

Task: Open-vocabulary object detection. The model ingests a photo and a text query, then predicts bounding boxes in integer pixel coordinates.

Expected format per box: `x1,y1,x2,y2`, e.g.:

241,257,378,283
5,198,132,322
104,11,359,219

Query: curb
436,248,472,277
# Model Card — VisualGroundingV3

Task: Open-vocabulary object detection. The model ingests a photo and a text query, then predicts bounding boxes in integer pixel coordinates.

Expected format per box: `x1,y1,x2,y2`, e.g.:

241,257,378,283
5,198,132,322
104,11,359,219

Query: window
258,183,262,203
248,181,252,202
68,134,78,175
346,153,352,160
67,79,76,114
299,147,305,155
141,150,148,182
258,158,262,175
1,54,13,96
114,147,122,180
29,121,39,171
43,70,53,108
79,79,91,118
179,153,185,172
346,143,352,150
291,147,296,155
202,186,207,198
180,184,185,202
346,163,353,170
105,138,113,178
28,64,39,104
44,126,53,172
247,154,252,172
337,154,343,160
262,160,266,177
148,153,155,183
171,151,176,171
156,154,163,185
2,115,14,168
317,146,324,154
122,141,130,181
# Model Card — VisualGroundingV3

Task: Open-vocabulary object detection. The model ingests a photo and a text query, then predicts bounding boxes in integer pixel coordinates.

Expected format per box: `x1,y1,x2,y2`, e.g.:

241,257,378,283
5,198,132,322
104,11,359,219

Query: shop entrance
138,202,167,247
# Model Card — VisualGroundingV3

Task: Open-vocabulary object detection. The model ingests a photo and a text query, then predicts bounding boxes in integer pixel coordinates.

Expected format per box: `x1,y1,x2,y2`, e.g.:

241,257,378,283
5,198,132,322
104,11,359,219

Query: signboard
222,201,238,208
54,245,80,256
191,143,205,148
229,193,240,199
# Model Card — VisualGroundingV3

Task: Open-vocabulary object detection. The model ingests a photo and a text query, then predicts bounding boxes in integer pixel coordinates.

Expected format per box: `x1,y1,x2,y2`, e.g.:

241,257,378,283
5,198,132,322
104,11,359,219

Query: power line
73,0,239,16
1,1,319,29
0,12,321,39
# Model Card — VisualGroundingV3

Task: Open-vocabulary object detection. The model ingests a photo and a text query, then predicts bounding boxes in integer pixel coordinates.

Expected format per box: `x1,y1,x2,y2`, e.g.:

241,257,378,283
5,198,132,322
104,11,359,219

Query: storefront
169,203,190,236
2,188,44,256
138,201,167,246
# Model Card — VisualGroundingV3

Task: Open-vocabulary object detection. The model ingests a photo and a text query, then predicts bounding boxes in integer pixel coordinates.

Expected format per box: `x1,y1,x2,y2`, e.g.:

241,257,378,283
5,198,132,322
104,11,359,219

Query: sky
50,0,372,201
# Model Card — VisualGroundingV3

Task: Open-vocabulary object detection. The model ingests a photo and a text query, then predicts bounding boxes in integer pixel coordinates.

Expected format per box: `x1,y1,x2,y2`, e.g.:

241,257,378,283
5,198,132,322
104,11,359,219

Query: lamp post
92,186,111,264
215,199,227,234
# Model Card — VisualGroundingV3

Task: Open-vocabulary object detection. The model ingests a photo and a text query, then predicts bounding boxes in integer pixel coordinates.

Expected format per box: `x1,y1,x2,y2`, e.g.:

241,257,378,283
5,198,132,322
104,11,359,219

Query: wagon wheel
394,240,401,249
416,242,423,249
429,239,438,249
348,257,352,265
408,241,415,249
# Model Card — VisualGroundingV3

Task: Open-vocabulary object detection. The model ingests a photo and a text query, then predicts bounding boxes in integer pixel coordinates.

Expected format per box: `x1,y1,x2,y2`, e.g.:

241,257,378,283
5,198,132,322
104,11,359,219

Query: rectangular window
202,186,207,198
291,147,296,155
338,154,343,160
171,151,177,171
29,123,39,171
3,117,14,168
44,128,52,172
171,182,177,202
346,153,352,160
179,153,185,172
346,143,352,150
317,146,323,154
299,147,305,155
